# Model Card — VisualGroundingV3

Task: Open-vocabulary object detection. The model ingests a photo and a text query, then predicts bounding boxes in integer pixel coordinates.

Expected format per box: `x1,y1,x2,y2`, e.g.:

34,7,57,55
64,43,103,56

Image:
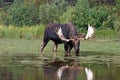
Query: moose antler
55,27,71,42
84,24,95,40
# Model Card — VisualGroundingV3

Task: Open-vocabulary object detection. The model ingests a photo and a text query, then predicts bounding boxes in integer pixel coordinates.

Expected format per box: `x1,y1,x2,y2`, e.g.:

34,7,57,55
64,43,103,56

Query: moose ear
78,33,85,40
79,33,85,38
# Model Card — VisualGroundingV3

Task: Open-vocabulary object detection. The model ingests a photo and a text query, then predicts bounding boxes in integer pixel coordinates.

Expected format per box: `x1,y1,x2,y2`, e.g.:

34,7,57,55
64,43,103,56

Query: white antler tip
85,25,94,40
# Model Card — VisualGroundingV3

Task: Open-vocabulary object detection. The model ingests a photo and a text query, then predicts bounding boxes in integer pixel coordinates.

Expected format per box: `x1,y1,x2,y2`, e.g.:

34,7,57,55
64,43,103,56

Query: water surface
0,53,120,80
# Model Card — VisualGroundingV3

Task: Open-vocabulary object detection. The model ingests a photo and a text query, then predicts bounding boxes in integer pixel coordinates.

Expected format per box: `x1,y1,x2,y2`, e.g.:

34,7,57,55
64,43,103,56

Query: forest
0,0,120,39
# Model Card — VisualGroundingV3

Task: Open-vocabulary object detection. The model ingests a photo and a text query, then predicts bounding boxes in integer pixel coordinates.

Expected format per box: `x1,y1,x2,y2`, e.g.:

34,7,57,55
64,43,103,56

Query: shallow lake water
0,53,120,80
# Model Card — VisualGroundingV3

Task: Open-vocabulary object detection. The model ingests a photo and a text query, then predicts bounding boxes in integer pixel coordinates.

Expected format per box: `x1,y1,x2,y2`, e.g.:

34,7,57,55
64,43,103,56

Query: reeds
0,25,45,39
95,29,120,39
0,25,119,39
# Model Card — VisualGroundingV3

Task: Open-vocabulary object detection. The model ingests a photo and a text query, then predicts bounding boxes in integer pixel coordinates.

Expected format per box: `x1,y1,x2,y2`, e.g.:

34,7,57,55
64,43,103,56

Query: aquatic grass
0,25,120,39
80,40,120,55
0,39,120,68
0,39,119,56
0,25,45,39
95,28,120,39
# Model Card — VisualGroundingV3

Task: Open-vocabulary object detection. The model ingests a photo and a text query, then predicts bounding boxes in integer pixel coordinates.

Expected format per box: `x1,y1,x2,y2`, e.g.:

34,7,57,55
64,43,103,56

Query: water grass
0,39,119,56
0,25,120,39
0,25,45,39
95,28,120,39
0,39,120,66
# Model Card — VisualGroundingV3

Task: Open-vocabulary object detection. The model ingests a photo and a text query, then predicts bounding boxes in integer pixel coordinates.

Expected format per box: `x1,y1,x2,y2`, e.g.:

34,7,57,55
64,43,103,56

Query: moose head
55,24,95,42
55,24,95,56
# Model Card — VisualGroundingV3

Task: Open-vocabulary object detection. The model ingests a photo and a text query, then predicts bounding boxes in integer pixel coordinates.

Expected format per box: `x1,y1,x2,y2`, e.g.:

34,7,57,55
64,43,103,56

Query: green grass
0,25,45,39
0,38,120,66
80,39,120,55
0,39,120,56
95,29,120,39
0,25,120,40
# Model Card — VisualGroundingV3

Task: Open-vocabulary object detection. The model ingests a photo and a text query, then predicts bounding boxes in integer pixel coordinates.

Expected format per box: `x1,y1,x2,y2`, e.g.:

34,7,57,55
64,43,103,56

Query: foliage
71,0,115,32
0,0,39,27
0,24,119,39
72,0,90,28
59,6,75,23
38,0,68,24
113,0,120,32
0,0,120,39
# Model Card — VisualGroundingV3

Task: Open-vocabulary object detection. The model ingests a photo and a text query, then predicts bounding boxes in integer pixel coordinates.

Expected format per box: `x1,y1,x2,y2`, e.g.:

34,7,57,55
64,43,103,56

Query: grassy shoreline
0,38,120,66
0,39,119,56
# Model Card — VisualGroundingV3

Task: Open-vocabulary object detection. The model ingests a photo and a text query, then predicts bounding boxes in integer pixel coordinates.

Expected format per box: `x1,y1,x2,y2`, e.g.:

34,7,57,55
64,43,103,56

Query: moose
40,22,94,56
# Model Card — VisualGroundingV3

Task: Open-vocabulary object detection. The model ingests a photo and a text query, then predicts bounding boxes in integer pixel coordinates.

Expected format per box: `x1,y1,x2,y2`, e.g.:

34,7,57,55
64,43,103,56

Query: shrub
0,0,39,27
72,0,90,30
38,0,68,24
59,6,75,23
71,0,115,32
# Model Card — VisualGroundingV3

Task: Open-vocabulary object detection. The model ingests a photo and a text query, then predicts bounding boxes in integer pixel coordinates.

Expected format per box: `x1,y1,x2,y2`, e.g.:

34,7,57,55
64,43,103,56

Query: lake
0,53,120,80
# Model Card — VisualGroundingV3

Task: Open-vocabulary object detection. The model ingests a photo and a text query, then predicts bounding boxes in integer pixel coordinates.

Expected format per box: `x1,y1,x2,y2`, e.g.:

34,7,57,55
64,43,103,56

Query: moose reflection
43,60,94,80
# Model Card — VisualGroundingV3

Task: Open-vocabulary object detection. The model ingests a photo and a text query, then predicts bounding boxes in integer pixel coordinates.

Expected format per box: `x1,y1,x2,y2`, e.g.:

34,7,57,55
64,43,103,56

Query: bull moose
40,22,94,56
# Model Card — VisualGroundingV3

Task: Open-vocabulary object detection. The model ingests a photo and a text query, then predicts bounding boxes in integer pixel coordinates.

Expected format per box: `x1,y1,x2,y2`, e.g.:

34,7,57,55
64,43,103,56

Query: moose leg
40,39,49,52
68,45,73,55
52,42,58,62
53,42,58,52
75,49,79,56
75,46,80,56
64,44,70,57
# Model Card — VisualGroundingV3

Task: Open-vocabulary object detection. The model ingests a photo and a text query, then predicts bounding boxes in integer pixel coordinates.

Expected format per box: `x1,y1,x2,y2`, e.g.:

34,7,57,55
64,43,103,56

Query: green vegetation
0,25,45,39
1,0,119,27
0,0,119,39
0,38,120,80
0,0,120,39
0,25,119,39
0,38,120,68
0,1,119,79
0,39,119,56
